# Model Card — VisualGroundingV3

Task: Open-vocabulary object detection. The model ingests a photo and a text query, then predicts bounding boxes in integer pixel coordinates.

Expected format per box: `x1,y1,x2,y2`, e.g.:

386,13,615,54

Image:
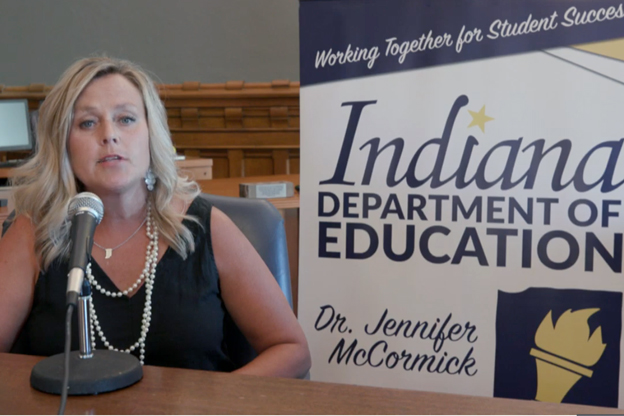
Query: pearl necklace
86,203,158,365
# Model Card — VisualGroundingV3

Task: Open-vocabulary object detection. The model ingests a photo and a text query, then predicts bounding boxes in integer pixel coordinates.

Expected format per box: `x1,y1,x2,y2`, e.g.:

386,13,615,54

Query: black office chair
2,194,293,369
200,193,293,368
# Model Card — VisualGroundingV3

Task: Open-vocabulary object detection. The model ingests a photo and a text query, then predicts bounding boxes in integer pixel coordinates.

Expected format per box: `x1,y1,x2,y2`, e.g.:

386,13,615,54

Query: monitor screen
0,99,33,152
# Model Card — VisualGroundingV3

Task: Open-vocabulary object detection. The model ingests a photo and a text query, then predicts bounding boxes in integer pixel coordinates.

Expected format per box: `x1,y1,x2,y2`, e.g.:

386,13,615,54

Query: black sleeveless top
11,196,236,372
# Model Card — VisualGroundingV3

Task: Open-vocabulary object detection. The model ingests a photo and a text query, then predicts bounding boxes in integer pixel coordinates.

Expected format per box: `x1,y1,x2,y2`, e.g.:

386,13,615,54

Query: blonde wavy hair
10,56,200,270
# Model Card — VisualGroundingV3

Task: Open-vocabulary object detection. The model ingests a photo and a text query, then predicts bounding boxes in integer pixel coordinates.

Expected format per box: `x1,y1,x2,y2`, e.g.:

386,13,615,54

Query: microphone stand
77,279,93,359
30,278,143,395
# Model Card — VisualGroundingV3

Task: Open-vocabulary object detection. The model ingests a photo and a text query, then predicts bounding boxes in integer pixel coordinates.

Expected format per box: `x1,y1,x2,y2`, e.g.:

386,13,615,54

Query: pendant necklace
93,217,147,259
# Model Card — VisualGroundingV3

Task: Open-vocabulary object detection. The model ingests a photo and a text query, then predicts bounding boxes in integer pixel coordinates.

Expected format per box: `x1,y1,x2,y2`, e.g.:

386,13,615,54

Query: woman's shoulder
174,195,215,239
1,213,35,240
185,195,213,220
0,213,40,276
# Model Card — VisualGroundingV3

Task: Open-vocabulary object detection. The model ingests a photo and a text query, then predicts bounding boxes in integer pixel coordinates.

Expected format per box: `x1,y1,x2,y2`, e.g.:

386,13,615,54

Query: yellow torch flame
534,308,606,367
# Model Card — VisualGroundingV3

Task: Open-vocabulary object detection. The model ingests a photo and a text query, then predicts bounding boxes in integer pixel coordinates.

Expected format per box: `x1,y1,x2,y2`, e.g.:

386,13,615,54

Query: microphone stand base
31,349,143,395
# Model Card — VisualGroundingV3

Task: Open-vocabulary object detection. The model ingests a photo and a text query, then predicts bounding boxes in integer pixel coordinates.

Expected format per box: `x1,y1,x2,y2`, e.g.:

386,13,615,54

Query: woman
0,57,310,378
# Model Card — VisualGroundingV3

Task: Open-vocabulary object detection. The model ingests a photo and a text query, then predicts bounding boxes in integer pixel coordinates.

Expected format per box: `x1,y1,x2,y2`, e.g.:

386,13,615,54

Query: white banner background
299,46,624,402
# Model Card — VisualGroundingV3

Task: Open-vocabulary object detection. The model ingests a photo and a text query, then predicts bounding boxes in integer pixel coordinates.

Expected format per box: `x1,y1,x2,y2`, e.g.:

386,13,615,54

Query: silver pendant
105,248,113,259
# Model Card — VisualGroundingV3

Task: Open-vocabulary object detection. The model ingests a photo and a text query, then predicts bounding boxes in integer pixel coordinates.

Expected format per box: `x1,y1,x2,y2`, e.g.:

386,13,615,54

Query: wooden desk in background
0,158,214,231
0,353,617,415
0,166,12,179
0,157,214,181
198,174,300,314
176,157,213,181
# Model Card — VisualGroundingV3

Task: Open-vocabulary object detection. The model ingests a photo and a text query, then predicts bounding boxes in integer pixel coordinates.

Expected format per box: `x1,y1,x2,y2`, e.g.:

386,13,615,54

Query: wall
0,0,299,85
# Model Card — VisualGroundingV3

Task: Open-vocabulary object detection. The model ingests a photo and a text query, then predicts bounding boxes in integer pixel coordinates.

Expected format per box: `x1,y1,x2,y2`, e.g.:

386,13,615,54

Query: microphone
30,191,142,398
66,192,104,306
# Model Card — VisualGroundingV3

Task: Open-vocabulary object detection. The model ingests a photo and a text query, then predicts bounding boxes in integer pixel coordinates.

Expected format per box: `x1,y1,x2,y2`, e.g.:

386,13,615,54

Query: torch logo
529,309,606,403
494,288,621,408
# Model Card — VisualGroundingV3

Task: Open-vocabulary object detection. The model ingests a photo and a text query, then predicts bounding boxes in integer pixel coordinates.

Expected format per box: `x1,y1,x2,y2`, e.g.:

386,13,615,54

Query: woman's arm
211,207,311,378
0,215,40,352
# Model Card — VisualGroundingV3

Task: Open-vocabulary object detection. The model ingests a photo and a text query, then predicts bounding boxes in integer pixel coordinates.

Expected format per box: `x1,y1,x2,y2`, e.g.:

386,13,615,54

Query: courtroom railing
0,81,301,179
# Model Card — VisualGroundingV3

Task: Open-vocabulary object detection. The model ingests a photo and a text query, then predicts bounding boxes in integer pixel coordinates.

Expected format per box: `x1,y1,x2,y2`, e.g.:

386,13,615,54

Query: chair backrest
200,193,292,368
1,212,14,236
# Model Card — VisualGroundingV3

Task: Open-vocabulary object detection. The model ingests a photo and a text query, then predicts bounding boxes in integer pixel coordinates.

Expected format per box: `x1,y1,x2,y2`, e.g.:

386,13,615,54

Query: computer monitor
0,99,33,152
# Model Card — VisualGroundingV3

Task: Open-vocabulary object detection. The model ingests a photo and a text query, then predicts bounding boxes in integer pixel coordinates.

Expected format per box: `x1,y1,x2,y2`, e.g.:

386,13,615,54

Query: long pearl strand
86,203,159,365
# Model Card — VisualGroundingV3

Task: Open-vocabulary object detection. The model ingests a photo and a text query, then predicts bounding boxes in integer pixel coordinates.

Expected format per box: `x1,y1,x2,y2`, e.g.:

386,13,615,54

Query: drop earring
145,168,156,191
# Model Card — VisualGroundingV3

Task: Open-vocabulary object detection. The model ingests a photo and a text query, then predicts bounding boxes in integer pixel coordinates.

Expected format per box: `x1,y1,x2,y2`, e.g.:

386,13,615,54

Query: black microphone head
68,192,104,224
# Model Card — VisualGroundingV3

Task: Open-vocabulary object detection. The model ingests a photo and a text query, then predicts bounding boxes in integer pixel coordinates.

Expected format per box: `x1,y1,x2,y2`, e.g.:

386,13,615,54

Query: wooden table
0,353,618,415
197,173,299,210
198,174,300,314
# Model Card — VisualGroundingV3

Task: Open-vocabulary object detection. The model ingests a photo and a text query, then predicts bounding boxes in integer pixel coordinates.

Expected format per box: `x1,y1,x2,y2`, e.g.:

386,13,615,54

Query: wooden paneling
289,155,300,175
0,81,301,178
244,152,274,177
161,80,299,178
227,149,244,178
272,149,289,175
176,158,213,181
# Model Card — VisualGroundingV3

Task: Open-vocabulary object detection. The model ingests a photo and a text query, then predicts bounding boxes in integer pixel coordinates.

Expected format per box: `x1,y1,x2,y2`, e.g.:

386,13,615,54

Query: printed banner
298,0,624,408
